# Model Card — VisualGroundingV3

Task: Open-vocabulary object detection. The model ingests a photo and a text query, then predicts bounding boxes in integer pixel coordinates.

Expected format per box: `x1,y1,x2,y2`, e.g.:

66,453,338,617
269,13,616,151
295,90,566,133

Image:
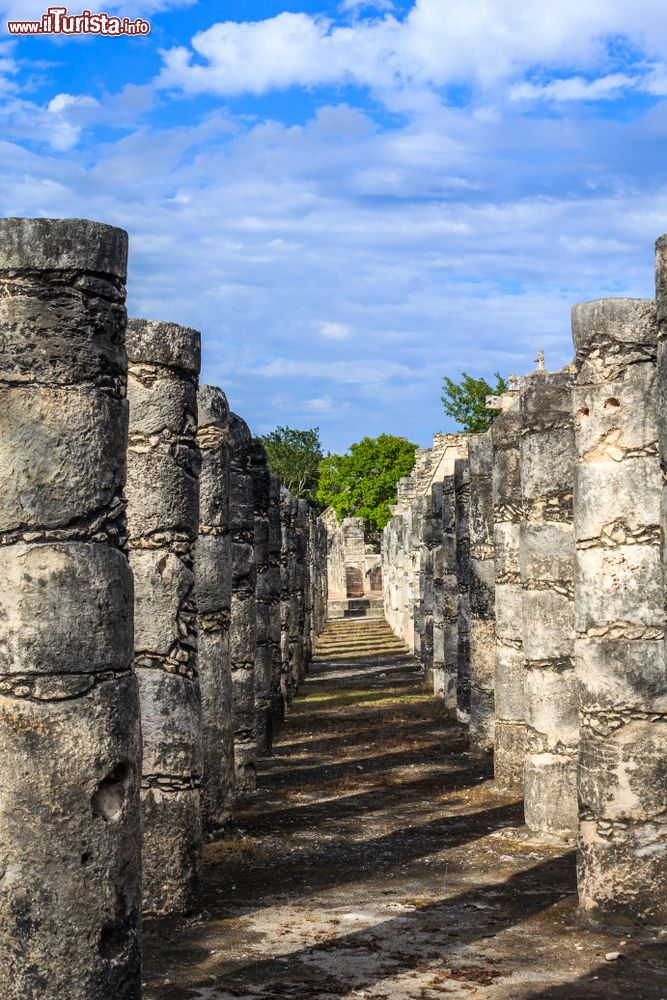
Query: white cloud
158,0,667,100
3,2,667,450
304,396,339,413
317,320,353,340
253,358,419,385
510,73,637,103
45,93,100,150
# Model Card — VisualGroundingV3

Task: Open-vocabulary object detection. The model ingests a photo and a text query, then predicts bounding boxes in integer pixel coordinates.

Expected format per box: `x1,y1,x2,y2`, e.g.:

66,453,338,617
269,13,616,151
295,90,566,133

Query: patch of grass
297,688,434,709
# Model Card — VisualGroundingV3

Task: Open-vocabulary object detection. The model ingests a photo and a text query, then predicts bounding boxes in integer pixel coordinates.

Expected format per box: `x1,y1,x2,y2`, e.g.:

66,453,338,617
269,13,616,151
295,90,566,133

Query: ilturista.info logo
7,6,151,34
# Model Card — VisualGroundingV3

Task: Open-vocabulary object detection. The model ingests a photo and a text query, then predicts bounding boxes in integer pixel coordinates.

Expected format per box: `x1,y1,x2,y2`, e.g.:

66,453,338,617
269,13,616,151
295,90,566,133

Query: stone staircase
314,617,409,662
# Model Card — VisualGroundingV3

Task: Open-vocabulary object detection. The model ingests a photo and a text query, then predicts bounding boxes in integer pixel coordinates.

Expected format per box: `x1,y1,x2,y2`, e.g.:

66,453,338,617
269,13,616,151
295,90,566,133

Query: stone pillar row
381,239,667,930
0,217,328,999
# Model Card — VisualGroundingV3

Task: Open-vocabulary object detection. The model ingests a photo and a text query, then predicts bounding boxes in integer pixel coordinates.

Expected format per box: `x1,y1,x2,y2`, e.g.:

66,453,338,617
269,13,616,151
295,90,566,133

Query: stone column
0,218,141,999
196,385,235,835
455,457,471,722
126,318,202,916
280,488,296,706
468,433,496,756
307,510,317,653
419,494,436,678
268,473,284,732
294,500,310,682
400,502,414,647
251,438,273,755
228,413,257,793
409,497,427,659
492,395,525,790
520,371,578,838
574,297,666,925
440,475,459,712
300,501,313,671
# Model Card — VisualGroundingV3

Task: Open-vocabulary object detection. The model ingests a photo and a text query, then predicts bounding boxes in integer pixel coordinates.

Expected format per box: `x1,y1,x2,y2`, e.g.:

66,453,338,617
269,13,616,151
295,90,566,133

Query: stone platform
327,595,384,620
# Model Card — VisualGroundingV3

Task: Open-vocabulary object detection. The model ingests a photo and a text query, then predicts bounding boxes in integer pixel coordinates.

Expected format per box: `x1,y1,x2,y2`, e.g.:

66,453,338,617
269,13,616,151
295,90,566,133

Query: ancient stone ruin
381,288,667,928
0,216,328,998
0,215,665,998
324,511,383,619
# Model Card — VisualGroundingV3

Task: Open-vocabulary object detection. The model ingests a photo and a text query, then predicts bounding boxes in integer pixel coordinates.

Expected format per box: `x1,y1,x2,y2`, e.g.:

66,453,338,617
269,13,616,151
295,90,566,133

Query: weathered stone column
520,371,578,838
468,433,496,756
251,438,273,754
126,318,202,916
268,473,284,732
196,385,235,835
426,485,443,688
280,488,296,706
455,457,471,722
294,499,311,681
492,393,525,790
228,413,257,792
419,494,437,678
410,497,427,659
574,297,666,924
435,475,459,711
0,218,141,998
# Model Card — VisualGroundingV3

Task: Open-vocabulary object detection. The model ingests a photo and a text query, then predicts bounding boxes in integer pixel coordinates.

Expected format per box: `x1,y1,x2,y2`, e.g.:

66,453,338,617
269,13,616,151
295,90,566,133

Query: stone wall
382,434,468,658
381,242,667,929
0,216,328,996
325,513,382,600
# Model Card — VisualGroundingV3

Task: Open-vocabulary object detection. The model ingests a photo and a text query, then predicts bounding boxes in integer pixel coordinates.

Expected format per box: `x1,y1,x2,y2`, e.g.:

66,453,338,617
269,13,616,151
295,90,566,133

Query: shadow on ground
143,619,667,1000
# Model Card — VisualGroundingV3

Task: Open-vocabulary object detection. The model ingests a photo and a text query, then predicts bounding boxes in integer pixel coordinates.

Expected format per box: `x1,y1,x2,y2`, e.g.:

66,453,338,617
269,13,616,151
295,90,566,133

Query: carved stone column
268,473,284,732
438,475,459,712
126,318,202,916
468,433,496,756
574,297,666,924
520,371,578,838
251,439,273,754
419,493,437,679
0,217,141,998
228,413,257,793
280,488,296,706
455,457,471,721
196,385,235,834
492,395,525,790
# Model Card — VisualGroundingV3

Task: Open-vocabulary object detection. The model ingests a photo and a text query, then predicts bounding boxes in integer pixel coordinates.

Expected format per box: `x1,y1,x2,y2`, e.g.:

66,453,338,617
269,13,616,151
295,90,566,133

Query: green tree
441,371,508,433
317,434,418,533
261,426,323,504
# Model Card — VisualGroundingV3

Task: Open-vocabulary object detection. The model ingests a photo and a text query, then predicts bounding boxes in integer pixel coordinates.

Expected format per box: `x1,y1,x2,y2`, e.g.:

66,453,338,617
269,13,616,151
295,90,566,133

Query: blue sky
1,0,667,452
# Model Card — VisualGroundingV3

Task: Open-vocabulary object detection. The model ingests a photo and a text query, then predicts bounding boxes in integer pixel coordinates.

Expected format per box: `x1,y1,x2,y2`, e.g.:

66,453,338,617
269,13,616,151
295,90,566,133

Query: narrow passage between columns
142,618,666,1000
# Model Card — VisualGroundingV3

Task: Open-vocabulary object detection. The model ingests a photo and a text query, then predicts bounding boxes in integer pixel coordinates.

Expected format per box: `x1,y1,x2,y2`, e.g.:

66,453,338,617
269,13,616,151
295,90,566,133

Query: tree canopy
441,371,508,433
317,434,418,533
260,425,323,504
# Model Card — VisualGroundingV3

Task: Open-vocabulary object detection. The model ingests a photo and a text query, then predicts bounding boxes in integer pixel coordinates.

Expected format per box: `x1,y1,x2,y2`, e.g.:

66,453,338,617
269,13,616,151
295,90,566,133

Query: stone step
327,596,385,620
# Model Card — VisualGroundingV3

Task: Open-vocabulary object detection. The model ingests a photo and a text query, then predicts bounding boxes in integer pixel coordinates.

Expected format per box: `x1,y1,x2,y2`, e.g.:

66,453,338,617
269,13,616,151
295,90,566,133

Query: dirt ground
143,619,667,999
